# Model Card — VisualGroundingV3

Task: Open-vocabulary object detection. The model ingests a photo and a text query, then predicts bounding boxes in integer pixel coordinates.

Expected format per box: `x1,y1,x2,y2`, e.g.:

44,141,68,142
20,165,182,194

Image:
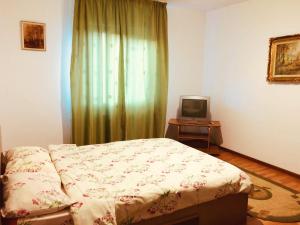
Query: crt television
178,95,210,121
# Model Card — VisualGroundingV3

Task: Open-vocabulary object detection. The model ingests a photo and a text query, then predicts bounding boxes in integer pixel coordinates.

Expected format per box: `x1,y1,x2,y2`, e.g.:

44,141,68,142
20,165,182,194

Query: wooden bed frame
0,152,248,225
133,193,248,225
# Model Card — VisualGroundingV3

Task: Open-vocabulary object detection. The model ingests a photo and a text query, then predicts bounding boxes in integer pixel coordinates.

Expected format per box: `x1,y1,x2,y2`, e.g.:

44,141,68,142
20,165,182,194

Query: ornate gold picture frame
20,21,46,51
267,34,300,83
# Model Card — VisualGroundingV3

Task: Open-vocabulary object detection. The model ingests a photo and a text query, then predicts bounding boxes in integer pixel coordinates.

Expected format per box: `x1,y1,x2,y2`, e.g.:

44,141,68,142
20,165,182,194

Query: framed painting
20,21,46,51
267,34,300,83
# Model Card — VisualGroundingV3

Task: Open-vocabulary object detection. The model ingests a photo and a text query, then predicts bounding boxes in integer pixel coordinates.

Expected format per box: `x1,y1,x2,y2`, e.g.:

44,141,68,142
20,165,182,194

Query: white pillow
1,173,74,218
2,146,75,218
48,144,77,154
5,146,59,177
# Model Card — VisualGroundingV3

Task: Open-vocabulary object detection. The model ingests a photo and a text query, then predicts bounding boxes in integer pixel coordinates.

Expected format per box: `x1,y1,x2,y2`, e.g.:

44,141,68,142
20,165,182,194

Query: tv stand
168,119,221,153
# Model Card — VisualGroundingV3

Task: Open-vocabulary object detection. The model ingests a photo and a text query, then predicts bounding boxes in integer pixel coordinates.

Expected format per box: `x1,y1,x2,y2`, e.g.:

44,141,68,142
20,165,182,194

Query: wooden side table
168,119,221,152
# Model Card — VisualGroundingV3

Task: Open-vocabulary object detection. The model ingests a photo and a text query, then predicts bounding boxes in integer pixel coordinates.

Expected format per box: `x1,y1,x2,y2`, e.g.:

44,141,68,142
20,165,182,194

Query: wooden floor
214,148,300,225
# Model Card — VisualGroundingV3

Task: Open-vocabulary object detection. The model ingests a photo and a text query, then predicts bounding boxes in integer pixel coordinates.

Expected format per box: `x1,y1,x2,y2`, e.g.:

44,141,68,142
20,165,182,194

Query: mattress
48,138,252,225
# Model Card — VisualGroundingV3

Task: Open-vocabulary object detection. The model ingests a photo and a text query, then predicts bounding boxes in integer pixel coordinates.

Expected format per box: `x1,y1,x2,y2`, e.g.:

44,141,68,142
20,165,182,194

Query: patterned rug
246,171,300,222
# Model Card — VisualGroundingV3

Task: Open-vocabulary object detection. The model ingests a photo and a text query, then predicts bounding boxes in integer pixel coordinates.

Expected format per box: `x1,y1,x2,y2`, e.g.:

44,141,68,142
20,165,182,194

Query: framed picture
267,34,300,83
20,21,46,51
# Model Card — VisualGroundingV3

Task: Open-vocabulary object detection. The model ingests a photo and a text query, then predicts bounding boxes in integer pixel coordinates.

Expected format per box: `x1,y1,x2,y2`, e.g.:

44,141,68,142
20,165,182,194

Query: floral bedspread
49,138,252,225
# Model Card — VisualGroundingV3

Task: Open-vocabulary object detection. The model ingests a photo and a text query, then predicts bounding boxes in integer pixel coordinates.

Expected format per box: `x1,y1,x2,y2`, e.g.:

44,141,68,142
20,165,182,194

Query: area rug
246,170,300,222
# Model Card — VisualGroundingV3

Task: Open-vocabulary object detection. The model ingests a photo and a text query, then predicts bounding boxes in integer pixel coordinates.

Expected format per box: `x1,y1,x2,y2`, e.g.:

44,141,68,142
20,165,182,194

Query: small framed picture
267,34,300,83
20,21,46,51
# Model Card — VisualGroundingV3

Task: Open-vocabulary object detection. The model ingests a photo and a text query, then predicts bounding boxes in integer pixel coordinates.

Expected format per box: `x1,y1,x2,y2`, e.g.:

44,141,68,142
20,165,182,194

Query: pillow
48,144,77,162
5,146,49,161
48,144,77,154
2,146,75,218
5,146,59,178
1,173,74,218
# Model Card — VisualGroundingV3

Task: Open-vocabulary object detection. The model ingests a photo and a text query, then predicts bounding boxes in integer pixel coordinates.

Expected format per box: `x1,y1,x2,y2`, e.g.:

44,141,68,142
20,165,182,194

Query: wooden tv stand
168,119,221,152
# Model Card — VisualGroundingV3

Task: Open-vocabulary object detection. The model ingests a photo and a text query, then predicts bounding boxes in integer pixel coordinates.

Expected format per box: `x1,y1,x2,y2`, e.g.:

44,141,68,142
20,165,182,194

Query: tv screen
181,99,207,118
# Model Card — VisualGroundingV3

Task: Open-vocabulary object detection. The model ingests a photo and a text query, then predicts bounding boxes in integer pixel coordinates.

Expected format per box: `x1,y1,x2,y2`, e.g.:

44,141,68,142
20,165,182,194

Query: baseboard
220,146,300,179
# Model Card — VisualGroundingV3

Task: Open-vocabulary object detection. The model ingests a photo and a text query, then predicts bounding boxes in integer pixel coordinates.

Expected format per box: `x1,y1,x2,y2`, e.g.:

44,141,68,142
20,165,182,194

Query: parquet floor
216,148,300,225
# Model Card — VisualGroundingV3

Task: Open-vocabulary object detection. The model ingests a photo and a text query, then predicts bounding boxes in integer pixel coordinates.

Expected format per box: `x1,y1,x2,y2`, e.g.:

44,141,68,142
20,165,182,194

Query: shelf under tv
168,119,221,153
178,132,209,141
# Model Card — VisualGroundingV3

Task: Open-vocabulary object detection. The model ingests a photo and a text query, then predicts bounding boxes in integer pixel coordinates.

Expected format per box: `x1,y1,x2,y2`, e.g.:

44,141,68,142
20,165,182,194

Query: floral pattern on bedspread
49,138,252,225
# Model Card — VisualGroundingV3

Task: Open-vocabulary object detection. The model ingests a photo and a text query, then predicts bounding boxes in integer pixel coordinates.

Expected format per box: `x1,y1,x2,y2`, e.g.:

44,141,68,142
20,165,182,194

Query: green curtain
70,0,168,145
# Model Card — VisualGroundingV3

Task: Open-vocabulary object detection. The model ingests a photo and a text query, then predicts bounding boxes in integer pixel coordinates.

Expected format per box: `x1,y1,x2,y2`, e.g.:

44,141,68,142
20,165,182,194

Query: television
178,95,210,121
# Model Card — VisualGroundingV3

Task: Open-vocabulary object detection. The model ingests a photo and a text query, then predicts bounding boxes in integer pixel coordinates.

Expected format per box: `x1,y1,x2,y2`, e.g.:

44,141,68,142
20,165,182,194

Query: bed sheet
49,138,252,225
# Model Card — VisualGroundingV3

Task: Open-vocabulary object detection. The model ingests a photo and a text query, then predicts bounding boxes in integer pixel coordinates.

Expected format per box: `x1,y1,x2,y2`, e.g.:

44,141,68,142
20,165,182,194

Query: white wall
0,0,73,150
203,0,300,174
5,1,298,174
166,6,205,122
0,1,203,149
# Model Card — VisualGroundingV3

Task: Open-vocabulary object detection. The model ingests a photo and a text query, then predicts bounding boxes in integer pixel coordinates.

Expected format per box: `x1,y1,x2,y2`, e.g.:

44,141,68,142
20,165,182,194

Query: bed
1,138,252,225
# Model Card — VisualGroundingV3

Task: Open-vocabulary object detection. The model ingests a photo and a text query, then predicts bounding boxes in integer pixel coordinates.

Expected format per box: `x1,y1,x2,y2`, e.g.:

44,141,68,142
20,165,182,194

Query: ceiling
167,0,248,11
